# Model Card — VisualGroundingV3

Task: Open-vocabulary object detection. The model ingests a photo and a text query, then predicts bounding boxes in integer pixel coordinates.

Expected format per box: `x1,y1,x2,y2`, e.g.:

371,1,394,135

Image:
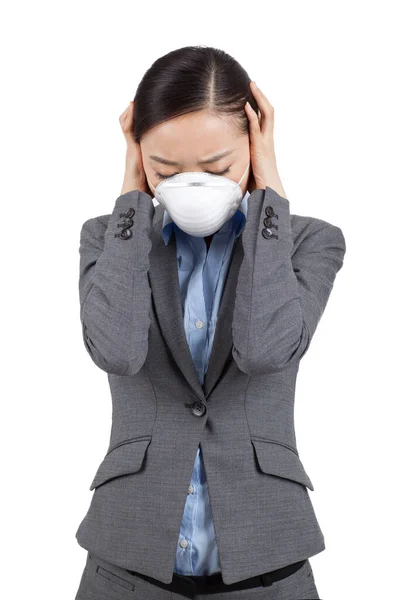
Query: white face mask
148,162,250,237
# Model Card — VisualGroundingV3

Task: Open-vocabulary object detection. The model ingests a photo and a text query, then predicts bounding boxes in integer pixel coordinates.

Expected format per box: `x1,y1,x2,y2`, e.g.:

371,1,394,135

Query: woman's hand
119,100,152,196
244,81,286,198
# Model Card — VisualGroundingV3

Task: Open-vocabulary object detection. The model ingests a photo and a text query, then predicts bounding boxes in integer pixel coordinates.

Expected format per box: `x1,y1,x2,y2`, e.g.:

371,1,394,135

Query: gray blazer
75,186,346,585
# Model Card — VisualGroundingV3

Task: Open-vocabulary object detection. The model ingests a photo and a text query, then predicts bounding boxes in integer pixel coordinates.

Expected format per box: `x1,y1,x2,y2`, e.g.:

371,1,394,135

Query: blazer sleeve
78,189,155,376
231,186,346,376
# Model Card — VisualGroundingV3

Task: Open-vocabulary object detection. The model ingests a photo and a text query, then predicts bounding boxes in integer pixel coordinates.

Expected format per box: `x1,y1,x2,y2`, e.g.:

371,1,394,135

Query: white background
1,1,398,598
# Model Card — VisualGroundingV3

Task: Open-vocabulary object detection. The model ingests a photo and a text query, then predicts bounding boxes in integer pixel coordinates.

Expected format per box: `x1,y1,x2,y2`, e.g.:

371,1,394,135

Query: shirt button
195,319,204,329
179,539,189,549
188,484,195,494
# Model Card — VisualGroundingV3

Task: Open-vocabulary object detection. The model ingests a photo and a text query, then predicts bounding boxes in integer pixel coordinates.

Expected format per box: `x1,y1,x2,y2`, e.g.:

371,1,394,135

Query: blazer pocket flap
251,439,314,491
90,437,151,491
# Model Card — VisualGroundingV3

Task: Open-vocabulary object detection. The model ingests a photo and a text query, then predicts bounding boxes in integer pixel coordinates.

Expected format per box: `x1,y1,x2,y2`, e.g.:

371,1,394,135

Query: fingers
119,102,132,121
119,100,135,135
244,101,261,138
249,81,274,136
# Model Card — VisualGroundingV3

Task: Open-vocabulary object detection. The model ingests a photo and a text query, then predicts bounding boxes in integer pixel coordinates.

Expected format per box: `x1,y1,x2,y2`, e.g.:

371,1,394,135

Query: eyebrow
149,149,234,166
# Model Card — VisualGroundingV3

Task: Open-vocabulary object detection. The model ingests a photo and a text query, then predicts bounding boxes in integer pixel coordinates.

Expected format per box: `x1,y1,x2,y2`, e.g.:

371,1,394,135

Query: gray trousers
75,551,321,599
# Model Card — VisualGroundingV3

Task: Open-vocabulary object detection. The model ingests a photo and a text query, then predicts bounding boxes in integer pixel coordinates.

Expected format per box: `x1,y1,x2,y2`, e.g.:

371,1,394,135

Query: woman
74,46,346,600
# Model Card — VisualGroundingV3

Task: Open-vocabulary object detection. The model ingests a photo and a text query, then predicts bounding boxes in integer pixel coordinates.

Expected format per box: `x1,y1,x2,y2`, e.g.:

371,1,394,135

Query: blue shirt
160,192,249,575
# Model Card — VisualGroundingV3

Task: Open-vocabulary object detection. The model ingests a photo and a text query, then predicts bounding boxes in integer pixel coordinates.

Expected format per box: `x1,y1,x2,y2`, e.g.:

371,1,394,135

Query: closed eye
155,167,231,180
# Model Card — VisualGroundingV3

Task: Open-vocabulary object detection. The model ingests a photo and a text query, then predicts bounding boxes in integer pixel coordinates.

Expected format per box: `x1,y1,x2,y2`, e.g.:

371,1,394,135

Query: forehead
140,110,242,162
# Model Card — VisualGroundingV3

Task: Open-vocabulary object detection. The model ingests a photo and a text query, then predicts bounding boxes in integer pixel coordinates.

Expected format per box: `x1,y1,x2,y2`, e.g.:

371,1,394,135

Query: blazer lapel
148,203,244,402
149,205,205,402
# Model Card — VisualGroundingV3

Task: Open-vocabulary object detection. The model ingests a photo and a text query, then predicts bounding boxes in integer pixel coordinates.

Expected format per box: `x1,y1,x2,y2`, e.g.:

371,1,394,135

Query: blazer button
120,227,132,240
263,217,272,227
265,205,275,217
262,227,278,240
118,217,134,228
190,401,206,417
263,217,278,230
119,207,135,219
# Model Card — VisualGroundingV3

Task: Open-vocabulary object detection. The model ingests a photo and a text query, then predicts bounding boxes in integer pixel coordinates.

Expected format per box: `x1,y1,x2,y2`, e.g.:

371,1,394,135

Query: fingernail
253,80,257,88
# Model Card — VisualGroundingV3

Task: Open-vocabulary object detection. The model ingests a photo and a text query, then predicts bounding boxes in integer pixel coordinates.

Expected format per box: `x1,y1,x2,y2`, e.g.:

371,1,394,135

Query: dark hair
133,45,259,143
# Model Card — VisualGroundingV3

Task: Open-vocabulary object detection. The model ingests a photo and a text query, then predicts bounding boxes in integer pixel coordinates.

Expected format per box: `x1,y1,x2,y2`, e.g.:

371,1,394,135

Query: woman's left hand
245,81,286,198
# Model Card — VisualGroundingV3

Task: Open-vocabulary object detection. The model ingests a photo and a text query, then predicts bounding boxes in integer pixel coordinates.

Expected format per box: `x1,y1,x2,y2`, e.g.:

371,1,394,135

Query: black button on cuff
263,217,278,230
119,207,135,219
263,217,272,227
118,218,134,228
262,227,279,240
265,205,275,217
120,228,132,240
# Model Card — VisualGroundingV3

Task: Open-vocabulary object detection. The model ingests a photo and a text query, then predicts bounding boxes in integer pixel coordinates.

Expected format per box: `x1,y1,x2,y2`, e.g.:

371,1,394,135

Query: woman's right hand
119,100,152,196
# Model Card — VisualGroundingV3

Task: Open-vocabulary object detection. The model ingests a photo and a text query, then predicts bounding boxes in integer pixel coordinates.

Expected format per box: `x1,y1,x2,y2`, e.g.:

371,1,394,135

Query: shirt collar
161,191,249,245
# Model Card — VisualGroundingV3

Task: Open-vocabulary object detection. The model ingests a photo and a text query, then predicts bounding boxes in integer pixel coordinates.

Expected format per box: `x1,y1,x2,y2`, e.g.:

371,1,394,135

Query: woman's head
133,45,260,196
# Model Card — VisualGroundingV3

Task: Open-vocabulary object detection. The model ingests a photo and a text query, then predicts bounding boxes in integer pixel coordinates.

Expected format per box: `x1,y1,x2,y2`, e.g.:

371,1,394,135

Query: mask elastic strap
238,162,250,185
